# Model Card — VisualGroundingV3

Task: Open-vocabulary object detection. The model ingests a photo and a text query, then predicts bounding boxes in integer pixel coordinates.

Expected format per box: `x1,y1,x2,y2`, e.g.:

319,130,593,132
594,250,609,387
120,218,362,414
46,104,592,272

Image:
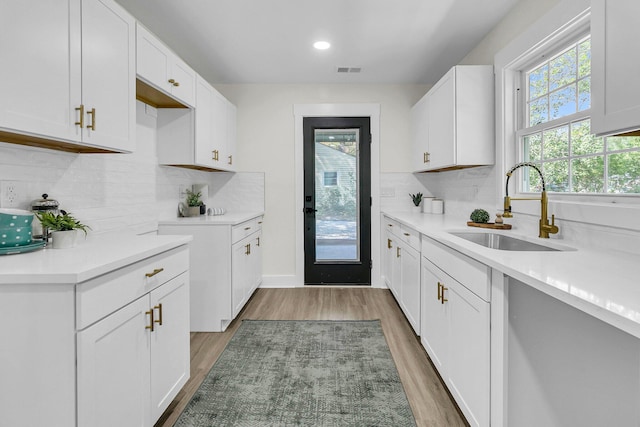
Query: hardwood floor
154,287,469,427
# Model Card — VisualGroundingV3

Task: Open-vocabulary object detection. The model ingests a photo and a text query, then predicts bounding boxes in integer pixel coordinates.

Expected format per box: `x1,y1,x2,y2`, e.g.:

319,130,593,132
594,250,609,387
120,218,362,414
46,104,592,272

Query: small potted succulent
185,189,203,217
35,210,90,249
409,192,423,213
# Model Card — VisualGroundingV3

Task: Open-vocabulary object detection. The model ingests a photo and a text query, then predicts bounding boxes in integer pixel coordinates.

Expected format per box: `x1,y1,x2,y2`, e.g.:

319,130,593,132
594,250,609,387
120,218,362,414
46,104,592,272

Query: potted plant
409,192,423,213
185,189,203,217
35,210,90,249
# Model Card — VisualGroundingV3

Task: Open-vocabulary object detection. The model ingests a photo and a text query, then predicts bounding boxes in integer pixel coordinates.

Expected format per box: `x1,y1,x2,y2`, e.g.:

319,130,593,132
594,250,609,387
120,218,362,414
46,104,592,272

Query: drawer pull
437,282,442,301
145,268,164,278
388,224,393,227
245,243,251,255
154,304,163,326
441,285,448,304
256,237,260,247
396,247,401,258
387,238,392,249
403,232,410,236
244,227,251,231
145,309,154,332
258,221,263,224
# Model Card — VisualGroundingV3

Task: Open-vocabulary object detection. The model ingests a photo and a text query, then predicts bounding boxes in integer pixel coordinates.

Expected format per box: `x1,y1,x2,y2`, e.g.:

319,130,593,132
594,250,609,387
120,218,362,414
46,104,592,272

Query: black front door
303,117,371,285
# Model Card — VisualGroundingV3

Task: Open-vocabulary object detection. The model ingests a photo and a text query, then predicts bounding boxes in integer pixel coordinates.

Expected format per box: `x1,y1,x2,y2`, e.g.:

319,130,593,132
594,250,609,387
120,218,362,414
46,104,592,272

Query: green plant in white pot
409,192,423,212
35,210,90,249
185,189,203,217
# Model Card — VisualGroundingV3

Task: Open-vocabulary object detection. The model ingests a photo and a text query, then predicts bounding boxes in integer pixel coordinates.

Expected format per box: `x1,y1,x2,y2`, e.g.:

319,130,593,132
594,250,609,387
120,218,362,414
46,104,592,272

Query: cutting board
467,221,512,230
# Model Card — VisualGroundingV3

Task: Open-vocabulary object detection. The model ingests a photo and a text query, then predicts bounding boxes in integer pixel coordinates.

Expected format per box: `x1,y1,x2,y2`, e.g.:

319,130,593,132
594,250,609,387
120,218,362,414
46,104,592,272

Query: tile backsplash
0,101,264,236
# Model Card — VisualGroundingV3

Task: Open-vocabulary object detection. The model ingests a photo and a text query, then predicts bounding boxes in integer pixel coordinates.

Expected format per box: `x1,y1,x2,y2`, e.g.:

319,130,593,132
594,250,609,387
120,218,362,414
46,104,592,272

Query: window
323,171,338,186
518,37,640,194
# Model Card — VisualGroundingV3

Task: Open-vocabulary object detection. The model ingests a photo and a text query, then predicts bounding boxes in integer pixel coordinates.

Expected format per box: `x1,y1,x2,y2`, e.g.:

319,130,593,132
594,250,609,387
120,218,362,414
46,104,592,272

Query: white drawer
421,236,490,301
231,217,262,244
76,246,189,330
400,224,420,251
383,217,400,234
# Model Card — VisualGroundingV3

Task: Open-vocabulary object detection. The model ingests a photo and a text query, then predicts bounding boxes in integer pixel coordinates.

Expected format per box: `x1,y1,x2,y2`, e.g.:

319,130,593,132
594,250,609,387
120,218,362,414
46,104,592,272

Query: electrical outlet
0,181,19,208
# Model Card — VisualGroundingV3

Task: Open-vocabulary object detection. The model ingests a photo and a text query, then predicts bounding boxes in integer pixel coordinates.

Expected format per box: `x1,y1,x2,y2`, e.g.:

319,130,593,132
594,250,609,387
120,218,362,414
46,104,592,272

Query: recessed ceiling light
313,41,331,50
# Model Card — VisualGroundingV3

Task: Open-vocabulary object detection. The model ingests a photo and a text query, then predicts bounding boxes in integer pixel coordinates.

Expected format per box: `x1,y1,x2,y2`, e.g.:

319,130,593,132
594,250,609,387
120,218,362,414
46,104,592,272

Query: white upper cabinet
136,24,196,108
81,0,136,152
412,65,494,172
591,0,640,136
157,77,237,172
0,0,136,153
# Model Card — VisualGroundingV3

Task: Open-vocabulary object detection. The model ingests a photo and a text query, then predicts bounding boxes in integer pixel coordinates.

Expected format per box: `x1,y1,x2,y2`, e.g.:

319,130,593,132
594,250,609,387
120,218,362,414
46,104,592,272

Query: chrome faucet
503,162,559,238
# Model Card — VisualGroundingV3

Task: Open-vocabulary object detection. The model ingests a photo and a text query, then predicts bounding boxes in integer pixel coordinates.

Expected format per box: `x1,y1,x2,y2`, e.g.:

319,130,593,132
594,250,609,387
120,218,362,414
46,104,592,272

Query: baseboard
259,275,300,288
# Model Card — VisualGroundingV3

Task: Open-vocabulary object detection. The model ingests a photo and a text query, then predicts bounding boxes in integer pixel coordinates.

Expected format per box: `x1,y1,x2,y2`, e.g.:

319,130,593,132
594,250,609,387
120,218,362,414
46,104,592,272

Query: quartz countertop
383,211,640,339
0,233,191,285
158,211,264,226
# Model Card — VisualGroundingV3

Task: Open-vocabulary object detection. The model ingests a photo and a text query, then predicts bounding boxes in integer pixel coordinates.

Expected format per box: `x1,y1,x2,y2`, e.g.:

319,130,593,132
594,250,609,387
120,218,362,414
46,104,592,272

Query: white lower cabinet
0,243,190,427
77,256,190,427
77,296,151,427
383,216,421,335
421,253,490,427
158,215,263,332
232,231,261,317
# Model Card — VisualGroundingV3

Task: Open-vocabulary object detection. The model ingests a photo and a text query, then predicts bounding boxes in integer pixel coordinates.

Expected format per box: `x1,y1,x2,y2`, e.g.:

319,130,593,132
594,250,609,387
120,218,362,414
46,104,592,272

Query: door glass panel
314,129,359,261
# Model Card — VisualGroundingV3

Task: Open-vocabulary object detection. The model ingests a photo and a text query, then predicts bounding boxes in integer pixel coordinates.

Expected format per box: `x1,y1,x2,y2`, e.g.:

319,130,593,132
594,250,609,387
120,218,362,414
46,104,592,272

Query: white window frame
495,0,640,230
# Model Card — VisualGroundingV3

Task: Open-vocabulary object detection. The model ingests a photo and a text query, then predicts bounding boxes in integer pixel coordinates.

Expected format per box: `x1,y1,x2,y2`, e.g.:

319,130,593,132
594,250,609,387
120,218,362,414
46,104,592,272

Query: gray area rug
175,319,416,426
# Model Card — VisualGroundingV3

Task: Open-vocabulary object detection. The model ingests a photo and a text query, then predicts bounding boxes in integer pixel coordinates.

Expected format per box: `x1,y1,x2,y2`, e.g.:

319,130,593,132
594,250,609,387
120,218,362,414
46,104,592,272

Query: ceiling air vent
337,67,362,73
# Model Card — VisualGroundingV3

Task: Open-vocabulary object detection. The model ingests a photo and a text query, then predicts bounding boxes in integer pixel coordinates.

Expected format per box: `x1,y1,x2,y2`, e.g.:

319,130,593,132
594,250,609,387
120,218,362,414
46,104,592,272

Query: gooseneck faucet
503,162,559,238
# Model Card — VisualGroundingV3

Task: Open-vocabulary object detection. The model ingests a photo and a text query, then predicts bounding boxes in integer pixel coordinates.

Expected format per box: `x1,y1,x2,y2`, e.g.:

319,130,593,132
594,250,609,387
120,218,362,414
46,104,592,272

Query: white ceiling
116,0,520,85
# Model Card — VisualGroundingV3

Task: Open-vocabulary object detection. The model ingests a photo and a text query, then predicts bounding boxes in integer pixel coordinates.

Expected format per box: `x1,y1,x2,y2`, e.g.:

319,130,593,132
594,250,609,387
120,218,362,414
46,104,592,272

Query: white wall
215,84,428,279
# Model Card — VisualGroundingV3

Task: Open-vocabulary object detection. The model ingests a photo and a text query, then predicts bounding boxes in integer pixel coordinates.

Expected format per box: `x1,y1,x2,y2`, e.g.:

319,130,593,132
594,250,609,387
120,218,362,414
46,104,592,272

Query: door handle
304,207,317,214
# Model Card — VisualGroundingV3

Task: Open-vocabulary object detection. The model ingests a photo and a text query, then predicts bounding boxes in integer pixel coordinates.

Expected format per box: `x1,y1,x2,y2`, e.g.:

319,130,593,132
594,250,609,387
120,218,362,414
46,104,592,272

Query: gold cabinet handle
173,81,180,87
168,78,178,86
244,226,251,231
256,237,260,247
145,268,164,278
387,238,392,249
86,108,96,131
403,232,410,236
423,152,427,163
441,285,448,304
396,247,401,258
154,303,163,326
388,224,393,227
228,155,233,165
437,282,442,301
425,152,430,162
145,309,154,332
245,243,251,255
75,105,85,128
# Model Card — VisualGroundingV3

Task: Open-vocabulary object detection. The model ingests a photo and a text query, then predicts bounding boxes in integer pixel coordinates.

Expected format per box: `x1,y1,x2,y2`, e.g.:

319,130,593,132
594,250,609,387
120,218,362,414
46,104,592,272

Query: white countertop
0,234,191,285
158,211,264,226
383,211,640,339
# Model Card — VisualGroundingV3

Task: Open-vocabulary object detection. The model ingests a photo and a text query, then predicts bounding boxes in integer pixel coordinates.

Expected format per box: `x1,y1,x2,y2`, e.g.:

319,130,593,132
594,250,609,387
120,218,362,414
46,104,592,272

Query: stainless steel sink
449,232,561,251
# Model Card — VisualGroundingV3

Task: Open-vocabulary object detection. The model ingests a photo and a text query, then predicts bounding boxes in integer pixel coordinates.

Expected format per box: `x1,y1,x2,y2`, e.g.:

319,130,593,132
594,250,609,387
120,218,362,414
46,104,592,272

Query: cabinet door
420,259,448,373
390,238,402,300
399,243,421,335
591,0,640,135
194,77,216,167
0,1,82,142
81,0,136,152
77,296,150,427
382,229,394,288
446,280,490,427
250,231,263,295
211,88,229,169
411,94,430,172
170,59,197,108
427,68,456,170
226,100,237,171
150,272,190,422
232,237,250,317
136,24,171,93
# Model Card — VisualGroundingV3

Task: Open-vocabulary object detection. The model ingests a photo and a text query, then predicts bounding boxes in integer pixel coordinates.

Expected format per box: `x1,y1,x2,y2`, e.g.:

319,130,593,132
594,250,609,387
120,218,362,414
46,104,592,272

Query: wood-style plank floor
154,287,469,427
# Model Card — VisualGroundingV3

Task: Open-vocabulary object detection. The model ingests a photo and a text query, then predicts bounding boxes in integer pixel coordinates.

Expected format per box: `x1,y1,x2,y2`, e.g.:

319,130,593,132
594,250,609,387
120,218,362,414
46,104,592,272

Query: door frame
294,104,381,287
